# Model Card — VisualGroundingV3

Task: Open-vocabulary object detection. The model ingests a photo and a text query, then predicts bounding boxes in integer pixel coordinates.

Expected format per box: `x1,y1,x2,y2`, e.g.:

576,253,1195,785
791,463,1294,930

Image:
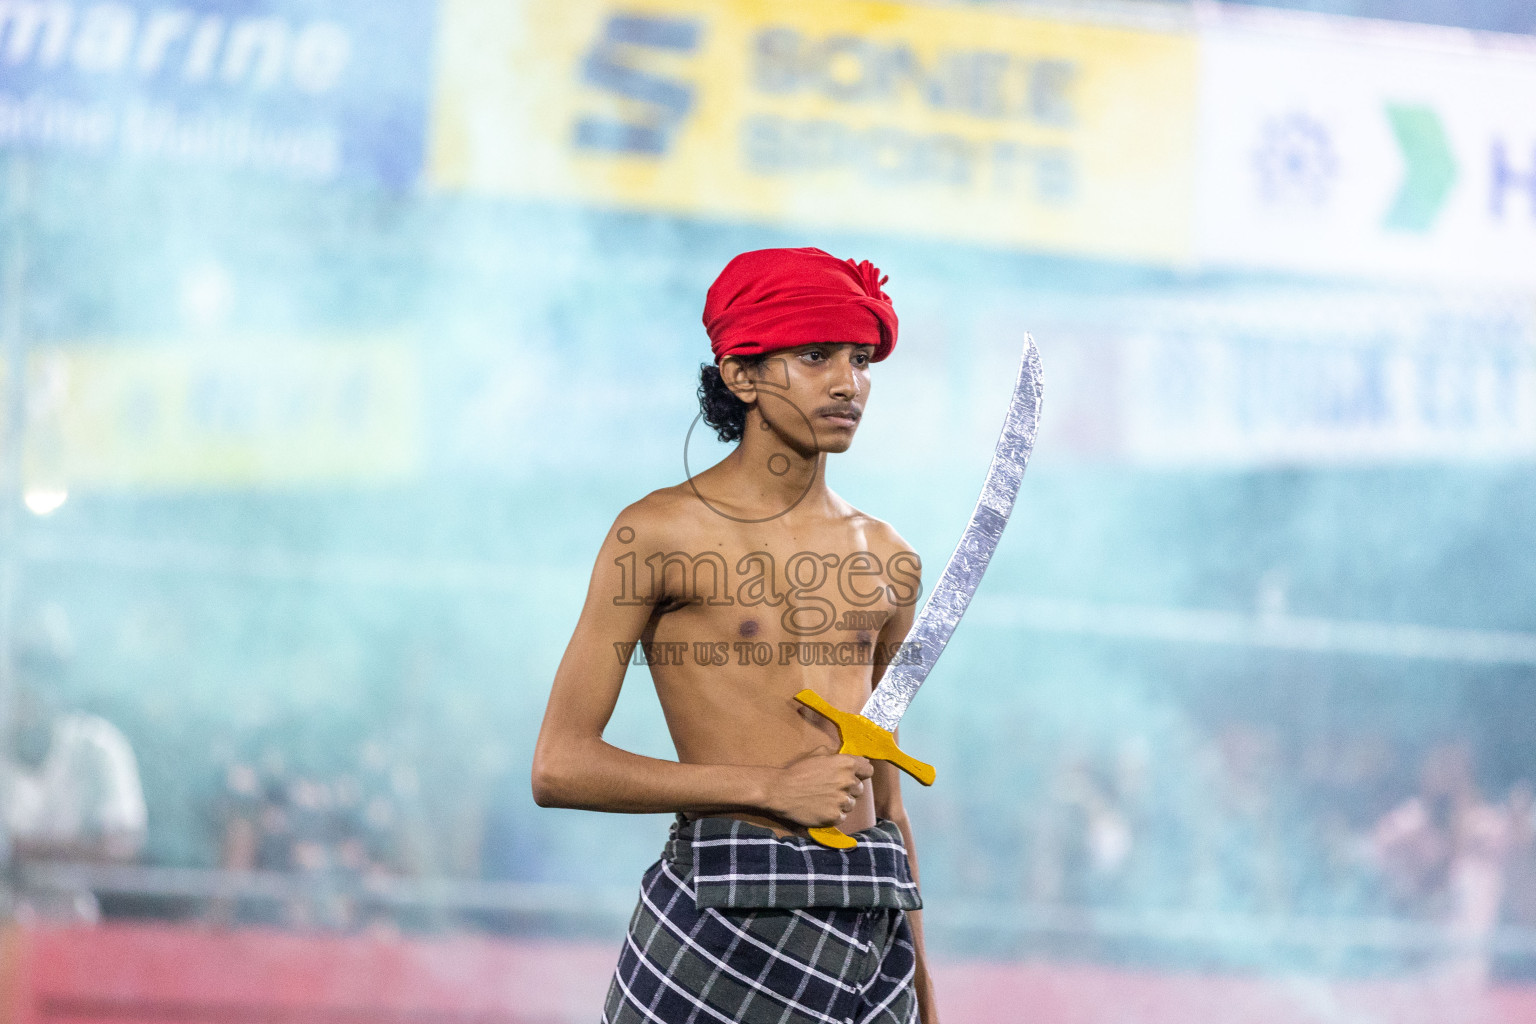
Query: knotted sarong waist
665,814,923,911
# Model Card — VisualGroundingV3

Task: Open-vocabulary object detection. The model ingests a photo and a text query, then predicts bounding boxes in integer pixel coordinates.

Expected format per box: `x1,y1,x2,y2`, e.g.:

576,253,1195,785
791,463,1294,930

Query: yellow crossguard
793,689,936,849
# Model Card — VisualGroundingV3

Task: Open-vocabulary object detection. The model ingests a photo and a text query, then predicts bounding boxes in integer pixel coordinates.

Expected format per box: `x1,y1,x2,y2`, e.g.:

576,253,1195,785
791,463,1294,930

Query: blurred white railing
974,596,1536,665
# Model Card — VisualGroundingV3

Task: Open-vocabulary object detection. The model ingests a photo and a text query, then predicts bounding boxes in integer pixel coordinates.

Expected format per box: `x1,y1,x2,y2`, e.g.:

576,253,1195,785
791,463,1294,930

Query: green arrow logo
1383,104,1457,232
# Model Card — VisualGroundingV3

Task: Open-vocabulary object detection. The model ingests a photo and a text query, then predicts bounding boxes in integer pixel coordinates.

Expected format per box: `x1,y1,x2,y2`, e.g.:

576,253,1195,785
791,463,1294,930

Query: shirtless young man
533,248,937,1024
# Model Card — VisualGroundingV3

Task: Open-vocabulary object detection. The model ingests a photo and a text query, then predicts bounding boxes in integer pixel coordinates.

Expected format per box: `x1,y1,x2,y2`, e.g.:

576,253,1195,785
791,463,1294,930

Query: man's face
751,342,875,454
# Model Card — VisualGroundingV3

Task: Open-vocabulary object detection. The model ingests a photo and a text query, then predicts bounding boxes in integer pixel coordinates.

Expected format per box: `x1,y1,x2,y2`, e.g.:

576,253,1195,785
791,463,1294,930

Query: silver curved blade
861,334,1043,731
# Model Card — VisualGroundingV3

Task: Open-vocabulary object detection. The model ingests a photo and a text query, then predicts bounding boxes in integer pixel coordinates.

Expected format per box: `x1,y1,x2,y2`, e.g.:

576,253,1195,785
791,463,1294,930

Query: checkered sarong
602,815,921,1024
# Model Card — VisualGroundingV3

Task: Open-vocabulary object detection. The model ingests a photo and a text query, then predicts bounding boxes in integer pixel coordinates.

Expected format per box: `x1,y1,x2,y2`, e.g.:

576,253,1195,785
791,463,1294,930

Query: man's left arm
873,756,939,1024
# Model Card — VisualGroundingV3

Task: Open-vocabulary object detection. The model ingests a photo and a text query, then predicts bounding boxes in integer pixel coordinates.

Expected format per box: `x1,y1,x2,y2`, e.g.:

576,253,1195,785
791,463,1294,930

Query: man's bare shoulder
842,503,919,564
610,484,714,548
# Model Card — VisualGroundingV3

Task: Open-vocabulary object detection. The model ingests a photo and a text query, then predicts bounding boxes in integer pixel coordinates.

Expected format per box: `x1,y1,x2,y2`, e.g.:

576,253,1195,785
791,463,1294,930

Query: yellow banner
430,0,1198,263
21,341,422,489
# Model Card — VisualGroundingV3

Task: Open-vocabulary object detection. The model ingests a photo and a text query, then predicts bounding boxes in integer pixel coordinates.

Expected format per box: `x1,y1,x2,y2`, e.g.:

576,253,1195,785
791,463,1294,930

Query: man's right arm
530,508,869,826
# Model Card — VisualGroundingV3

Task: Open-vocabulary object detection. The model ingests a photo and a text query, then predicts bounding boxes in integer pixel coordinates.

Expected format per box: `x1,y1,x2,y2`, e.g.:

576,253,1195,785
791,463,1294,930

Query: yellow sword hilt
793,689,936,850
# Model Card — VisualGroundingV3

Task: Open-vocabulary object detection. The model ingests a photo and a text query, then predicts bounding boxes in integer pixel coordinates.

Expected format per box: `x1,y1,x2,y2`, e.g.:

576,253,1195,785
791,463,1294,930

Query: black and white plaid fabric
602,815,921,1024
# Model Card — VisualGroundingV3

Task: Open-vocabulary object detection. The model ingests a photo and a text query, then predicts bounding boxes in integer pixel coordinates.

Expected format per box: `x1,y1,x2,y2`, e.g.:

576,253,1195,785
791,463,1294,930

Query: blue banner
0,0,434,187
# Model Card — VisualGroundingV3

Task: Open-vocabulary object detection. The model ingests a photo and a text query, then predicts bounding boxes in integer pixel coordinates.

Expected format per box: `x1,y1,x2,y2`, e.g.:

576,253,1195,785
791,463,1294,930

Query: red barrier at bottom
1,925,617,1024
938,960,1536,1024
5,923,1536,1024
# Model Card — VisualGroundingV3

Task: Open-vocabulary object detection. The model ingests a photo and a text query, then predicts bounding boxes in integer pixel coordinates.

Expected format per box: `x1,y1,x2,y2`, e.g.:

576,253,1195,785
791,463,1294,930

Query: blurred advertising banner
0,0,435,186
1195,10,1536,286
1035,293,1536,465
429,0,1199,264
20,341,422,489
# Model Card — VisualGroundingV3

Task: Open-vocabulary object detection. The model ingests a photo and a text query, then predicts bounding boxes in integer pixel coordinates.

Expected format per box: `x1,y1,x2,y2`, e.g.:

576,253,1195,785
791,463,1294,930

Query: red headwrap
703,247,898,363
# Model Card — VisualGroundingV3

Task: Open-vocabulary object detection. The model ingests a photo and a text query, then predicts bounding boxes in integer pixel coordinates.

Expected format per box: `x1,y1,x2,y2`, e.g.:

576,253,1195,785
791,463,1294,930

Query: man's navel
738,619,761,639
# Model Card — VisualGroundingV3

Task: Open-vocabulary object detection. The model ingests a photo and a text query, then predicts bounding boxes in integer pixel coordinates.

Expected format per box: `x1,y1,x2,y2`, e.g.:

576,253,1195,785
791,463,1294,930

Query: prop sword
795,334,1043,849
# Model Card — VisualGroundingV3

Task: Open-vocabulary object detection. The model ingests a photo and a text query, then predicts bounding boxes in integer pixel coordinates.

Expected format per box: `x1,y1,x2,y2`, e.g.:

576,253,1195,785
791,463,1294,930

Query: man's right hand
769,748,874,827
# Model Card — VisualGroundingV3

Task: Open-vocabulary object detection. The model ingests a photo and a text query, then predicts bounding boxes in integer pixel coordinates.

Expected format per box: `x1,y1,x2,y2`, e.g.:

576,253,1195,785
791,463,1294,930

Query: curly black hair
698,356,767,442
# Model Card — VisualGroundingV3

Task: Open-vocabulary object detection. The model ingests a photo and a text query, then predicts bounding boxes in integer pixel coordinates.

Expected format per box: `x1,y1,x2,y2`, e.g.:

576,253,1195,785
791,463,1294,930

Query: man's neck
721,419,830,514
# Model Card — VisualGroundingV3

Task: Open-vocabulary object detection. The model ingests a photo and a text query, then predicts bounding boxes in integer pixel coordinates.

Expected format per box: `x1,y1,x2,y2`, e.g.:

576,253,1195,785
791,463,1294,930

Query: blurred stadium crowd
193,717,1536,946
11,591,1536,983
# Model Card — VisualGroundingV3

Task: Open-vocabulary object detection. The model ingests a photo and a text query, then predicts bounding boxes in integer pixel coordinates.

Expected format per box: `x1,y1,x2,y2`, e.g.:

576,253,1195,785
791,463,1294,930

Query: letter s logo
574,13,701,156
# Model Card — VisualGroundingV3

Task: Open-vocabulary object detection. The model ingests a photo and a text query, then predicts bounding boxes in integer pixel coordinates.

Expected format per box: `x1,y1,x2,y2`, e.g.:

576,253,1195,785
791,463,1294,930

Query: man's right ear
719,357,758,405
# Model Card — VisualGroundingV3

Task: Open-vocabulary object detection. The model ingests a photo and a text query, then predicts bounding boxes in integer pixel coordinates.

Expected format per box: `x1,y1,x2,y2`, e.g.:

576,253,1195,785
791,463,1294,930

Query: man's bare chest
615,538,920,663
